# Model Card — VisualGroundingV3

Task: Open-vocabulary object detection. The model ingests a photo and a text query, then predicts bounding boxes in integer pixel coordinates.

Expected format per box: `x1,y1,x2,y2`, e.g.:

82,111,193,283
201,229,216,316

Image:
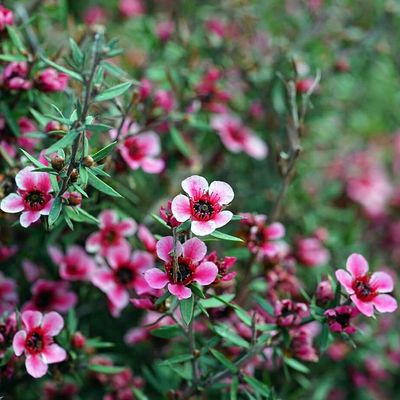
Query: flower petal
213,210,233,229
131,251,154,270
171,194,191,222
372,294,398,313
335,270,354,294
168,283,192,300
25,354,48,378
15,166,35,191
191,220,216,236
193,261,218,285
350,295,374,317
20,211,41,228
13,330,27,356
41,312,64,336
0,193,24,213
42,344,66,364
182,175,208,198
209,181,234,204
156,236,182,262
107,244,131,269
99,210,118,228
144,268,169,289
117,218,137,236
47,246,63,265
85,232,101,253
108,286,129,309
182,237,207,262
243,134,268,160
22,310,42,330
141,157,165,174
91,269,115,292
370,272,394,293
266,222,285,240
346,253,369,278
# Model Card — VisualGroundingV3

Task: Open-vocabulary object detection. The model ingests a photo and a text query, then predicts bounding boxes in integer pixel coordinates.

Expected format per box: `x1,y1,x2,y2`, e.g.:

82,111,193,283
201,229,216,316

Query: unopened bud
70,169,80,183
71,331,86,349
68,192,82,206
51,156,65,171
82,155,94,168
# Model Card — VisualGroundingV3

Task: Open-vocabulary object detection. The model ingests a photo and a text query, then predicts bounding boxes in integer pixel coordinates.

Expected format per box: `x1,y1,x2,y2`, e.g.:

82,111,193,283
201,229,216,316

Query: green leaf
176,220,191,233
92,141,117,162
0,347,14,367
0,102,20,136
102,61,129,79
79,165,88,187
32,167,58,175
284,357,310,374
170,126,190,158
48,197,62,225
230,376,239,400
158,354,193,366
0,54,27,62
94,82,132,102
132,388,149,400
209,230,243,242
150,325,182,339
180,295,194,325
85,338,115,348
30,108,49,128
243,375,270,397
214,324,250,349
74,208,99,224
151,214,170,229
199,294,235,309
210,349,237,372
233,306,252,326
40,56,83,82
89,365,126,374
6,26,26,53
19,148,46,168
190,283,205,299
86,124,112,134
67,309,77,333
45,130,79,154
154,290,171,306
69,38,83,66
87,169,122,197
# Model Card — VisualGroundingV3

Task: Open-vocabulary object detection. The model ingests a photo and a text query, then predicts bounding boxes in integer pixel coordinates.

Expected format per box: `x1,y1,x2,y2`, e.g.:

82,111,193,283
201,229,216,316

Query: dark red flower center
190,193,221,221
126,137,144,160
352,276,376,302
23,190,48,211
103,228,118,244
166,257,194,284
227,124,246,143
35,289,54,310
115,266,134,286
335,312,351,327
25,329,45,354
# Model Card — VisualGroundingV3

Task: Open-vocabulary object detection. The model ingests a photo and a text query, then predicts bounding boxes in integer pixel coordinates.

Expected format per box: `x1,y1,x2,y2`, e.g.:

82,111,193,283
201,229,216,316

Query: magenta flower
171,175,234,236
156,20,174,42
0,62,32,91
13,311,66,378
86,210,137,257
211,114,268,160
91,246,153,317
35,68,69,92
154,89,175,113
144,236,218,300
335,254,398,317
324,305,358,334
295,237,330,267
24,280,77,313
274,299,309,327
48,245,96,282
204,251,237,283
0,166,54,228
0,6,13,31
118,0,144,18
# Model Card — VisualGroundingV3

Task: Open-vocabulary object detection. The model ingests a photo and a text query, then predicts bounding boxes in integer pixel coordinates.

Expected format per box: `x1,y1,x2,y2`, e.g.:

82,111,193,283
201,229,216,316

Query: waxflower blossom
144,236,218,300
211,114,268,159
324,306,358,334
156,20,174,42
295,236,330,267
204,251,237,283
48,245,96,282
171,175,234,236
92,246,153,317
119,0,144,18
0,62,32,91
13,311,66,378
335,253,398,317
0,167,54,228
274,299,309,327
0,6,13,31
35,68,69,92
86,210,137,257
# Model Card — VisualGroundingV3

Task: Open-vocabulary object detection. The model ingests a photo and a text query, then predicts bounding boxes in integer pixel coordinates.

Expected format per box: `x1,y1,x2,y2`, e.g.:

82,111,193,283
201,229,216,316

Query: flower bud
315,279,334,306
68,192,82,206
82,155,94,168
51,156,65,172
71,331,86,349
70,169,80,183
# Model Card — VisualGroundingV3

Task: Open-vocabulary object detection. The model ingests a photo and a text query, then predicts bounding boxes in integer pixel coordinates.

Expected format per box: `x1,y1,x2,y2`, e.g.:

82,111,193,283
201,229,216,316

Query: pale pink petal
22,310,42,330
25,354,48,378
181,175,209,198
193,261,218,285
120,147,140,170
15,166,35,190
137,132,161,156
107,245,131,269
48,246,63,264
209,181,234,204
42,344,66,364
20,211,41,228
243,134,268,160
99,210,118,228
171,194,191,222
41,312,64,336
262,242,280,257
346,253,369,278
372,294,398,313
144,268,169,289
191,220,216,236
53,292,77,312
350,295,374,317
13,330,27,356
168,283,192,300
156,236,182,262
213,210,233,229
34,172,52,193
370,272,394,293
117,218,137,236
133,276,151,295
335,270,354,294
85,232,101,253
39,198,54,216
108,286,129,309
0,193,24,213
182,237,207,262
266,222,285,240
92,269,115,291
141,157,165,174
131,251,153,270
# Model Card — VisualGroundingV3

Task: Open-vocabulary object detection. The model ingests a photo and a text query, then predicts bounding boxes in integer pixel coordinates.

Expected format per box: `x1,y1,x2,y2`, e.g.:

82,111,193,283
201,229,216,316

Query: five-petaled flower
0,166,54,228
13,310,67,378
144,236,218,300
335,253,398,317
171,175,234,236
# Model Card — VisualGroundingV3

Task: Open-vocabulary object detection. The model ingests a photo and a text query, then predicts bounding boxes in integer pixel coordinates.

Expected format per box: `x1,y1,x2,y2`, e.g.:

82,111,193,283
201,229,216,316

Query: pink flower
86,210,137,257
171,175,234,236
156,20,174,42
295,237,330,267
48,245,96,281
274,299,309,327
92,246,153,317
144,236,218,300
290,322,319,362
211,114,268,159
13,310,66,378
0,6,13,31
315,279,334,305
24,280,77,313
324,305,358,334
0,273,18,315
204,251,236,283
160,200,181,228
137,225,157,254
35,68,69,92
154,89,175,113
0,166,54,228
83,6,107,26
0,61,32,91
335,253,398,317
205,19,226,38
119,0,145,18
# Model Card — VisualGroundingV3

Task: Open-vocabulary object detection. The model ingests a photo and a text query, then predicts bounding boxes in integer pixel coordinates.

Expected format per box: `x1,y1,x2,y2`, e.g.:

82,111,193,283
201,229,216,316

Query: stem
188,307,200,390
172,227,179,283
